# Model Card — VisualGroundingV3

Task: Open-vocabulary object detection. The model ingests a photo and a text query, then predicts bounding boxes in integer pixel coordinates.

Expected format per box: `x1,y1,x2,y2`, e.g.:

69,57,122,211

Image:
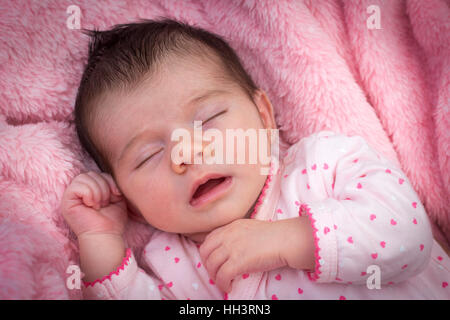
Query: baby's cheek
140,182,178,229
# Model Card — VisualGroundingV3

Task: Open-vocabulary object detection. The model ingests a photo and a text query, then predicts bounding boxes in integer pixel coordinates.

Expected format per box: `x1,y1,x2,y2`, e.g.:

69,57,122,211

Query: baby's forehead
95,51,242,126
123,62,236,106
159,50,236,87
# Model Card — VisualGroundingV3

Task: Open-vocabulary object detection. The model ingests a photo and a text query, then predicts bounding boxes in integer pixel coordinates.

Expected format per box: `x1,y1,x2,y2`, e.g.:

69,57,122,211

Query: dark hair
74,18,259,180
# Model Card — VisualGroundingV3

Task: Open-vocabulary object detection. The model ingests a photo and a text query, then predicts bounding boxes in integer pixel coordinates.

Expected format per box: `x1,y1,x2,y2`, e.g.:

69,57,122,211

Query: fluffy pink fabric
0,0,448,299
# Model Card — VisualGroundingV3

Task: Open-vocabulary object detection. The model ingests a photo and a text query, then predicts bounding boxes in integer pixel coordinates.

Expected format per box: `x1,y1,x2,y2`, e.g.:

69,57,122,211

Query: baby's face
93,54,276,242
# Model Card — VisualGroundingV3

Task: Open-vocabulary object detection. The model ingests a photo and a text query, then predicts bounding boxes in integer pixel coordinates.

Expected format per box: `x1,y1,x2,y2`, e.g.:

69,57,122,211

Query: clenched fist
60,171,128,238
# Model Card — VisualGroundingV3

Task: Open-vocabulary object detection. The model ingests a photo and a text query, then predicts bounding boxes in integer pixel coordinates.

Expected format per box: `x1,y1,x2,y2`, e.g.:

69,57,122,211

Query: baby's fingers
98,173,124,204
204,247,228,283
68,181,97,209
86,171,111,208
199,229,223,264
215,261,235,293
99,172,122,196
74,172,103,209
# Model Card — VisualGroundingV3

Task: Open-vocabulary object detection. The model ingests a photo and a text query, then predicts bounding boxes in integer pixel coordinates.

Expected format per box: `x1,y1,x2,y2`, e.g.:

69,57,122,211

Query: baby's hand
199,217,316,293
60,171,128,238
199,219,288,293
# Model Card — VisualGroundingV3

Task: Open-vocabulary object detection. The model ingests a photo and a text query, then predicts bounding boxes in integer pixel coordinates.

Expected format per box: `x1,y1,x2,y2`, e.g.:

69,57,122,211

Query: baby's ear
252,89,276,130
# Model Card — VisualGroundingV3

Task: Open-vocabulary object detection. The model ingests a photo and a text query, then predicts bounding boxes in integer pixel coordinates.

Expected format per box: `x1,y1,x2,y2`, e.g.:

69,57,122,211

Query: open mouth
189,176,233,208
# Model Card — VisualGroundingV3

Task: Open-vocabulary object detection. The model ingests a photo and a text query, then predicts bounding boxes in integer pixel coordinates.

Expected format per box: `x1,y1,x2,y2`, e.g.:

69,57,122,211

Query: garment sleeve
81,248,166,299
289,131,433,285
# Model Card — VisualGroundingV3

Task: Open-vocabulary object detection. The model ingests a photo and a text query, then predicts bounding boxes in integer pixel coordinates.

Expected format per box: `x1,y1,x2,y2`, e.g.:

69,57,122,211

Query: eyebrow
115,89,228,167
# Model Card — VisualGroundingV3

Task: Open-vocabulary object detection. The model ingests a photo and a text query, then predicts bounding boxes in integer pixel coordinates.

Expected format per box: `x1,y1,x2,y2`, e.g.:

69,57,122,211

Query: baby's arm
81,246,165,300
61,171,164,299
287,131,433,284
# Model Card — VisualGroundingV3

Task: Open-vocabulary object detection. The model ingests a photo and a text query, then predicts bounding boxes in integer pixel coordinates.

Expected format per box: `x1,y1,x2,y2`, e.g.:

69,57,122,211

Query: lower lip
189,176,233,208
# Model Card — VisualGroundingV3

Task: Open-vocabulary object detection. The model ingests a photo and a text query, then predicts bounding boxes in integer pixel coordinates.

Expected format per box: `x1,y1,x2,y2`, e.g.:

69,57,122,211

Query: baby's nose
170,137,204,174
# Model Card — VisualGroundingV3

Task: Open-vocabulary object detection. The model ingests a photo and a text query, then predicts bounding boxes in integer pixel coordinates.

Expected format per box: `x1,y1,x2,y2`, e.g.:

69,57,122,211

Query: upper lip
189,173,228,201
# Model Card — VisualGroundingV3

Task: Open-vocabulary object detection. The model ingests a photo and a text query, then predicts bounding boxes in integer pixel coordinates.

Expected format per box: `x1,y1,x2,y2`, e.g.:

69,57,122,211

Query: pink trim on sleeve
250,160,274,219
83,248,133,288
299,204,322,281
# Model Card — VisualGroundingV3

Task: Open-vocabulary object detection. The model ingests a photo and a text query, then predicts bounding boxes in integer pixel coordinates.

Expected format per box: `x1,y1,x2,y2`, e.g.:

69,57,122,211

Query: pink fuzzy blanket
0,0,448,299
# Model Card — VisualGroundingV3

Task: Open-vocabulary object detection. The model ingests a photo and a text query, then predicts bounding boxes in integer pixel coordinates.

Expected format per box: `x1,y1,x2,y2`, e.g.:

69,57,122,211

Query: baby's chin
182,202,257,244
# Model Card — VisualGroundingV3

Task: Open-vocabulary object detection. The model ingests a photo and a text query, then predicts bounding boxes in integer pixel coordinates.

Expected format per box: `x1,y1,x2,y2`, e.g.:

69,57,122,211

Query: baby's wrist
277,217,315,271
78,233,126,283
77,231,124,242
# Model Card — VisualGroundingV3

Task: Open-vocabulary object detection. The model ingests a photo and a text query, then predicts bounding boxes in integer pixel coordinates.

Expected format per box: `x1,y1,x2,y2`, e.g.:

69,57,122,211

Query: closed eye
134,110,227,170
203,109,227,124
135,148,163,169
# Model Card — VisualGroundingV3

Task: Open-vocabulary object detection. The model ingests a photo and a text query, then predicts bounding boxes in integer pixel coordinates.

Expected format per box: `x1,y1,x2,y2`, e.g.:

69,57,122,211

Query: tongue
193,177,225,199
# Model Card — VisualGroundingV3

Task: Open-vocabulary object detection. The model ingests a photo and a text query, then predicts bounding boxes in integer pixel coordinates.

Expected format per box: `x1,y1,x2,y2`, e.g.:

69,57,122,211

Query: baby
61,19,449,299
